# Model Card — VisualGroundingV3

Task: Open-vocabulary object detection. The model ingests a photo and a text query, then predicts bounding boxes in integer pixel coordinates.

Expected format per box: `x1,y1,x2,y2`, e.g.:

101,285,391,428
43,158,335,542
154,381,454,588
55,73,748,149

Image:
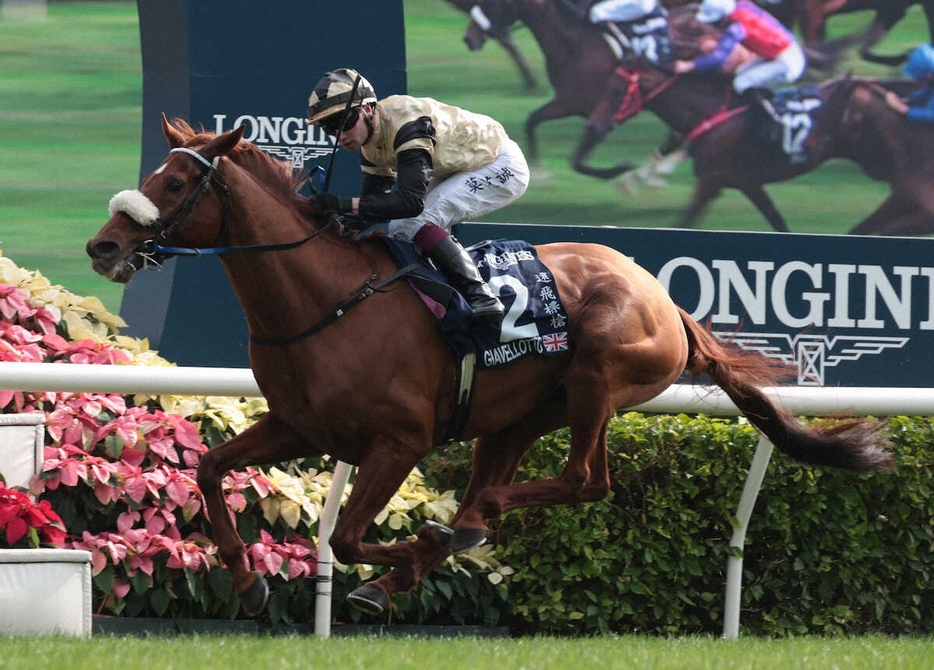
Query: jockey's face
333,106,371,152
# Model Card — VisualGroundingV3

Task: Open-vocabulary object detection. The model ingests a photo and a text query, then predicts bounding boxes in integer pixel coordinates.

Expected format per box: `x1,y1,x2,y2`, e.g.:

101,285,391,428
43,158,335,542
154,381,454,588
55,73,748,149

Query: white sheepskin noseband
108,189,161,227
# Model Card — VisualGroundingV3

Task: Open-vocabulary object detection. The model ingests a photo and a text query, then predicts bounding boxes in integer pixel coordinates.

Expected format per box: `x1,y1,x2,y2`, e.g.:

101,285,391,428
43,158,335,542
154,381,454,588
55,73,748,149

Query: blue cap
903,44,934,79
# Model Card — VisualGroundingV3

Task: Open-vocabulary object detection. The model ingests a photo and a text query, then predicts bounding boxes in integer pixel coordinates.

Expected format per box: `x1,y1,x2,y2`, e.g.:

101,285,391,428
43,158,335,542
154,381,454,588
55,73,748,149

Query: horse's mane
169,118,318,220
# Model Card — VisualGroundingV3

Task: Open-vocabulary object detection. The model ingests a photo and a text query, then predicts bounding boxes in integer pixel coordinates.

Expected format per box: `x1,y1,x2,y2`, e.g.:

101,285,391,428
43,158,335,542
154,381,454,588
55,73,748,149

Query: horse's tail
678,308,894,473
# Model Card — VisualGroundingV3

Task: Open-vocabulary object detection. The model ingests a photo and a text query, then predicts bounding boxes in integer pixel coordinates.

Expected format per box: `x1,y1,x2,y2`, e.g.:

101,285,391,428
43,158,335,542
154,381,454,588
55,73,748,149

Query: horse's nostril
86,238,120,260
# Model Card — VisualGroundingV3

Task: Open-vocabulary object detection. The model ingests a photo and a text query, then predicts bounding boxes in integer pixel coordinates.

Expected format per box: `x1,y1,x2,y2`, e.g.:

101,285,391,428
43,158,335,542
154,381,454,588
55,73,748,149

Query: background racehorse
459,1,828,182
86,117,892,618
607,43,934,234
444,0,539,89
793,0,934,67
462,0,634,178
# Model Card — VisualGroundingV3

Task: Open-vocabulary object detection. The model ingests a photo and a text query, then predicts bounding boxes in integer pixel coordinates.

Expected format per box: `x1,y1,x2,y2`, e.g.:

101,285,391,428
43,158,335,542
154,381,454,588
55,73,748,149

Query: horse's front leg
327,437,429,614
355,411,570,612
196,413,315,616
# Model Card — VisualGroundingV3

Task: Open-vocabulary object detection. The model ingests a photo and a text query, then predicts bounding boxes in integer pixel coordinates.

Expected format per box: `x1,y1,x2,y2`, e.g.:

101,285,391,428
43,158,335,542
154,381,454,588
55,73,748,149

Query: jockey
560,0,673,67
673,0,806,105
305,68,530,322
885,43,934,123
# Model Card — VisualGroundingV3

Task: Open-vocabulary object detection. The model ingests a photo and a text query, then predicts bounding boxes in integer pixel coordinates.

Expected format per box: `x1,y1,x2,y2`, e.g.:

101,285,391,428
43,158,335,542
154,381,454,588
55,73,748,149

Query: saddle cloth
383,238,571,369
750,85,824,173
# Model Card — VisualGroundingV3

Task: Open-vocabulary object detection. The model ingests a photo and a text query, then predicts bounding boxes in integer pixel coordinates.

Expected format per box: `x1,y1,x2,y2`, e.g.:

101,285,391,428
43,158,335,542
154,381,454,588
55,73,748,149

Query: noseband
135,147,233,261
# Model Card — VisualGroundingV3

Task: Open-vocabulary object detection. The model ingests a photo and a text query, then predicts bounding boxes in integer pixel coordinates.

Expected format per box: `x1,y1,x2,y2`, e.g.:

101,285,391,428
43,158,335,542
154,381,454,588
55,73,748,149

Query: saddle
381,237,571,369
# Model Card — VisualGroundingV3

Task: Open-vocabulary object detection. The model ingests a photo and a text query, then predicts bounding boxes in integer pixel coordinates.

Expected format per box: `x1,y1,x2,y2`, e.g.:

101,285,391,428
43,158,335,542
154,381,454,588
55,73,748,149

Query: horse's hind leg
196,414,315,616
356,414,565,609
848,196,909,235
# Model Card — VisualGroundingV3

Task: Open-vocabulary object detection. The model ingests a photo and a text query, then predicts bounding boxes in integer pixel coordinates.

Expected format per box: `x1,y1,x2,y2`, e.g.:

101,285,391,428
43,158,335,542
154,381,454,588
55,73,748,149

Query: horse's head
86,115,244,283
461,0,520,50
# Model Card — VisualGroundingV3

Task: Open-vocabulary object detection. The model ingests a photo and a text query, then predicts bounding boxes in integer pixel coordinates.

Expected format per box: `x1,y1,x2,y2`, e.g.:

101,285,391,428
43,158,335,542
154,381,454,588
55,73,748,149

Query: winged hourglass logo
713,332,910,386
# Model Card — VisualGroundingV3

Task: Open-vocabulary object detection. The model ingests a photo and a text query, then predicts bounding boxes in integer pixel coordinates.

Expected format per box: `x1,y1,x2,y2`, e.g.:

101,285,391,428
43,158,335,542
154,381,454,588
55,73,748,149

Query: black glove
309,191,353,216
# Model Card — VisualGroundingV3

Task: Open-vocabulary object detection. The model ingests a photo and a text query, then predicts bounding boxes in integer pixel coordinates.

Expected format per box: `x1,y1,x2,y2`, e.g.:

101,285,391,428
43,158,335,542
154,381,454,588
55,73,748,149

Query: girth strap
444,350,477,444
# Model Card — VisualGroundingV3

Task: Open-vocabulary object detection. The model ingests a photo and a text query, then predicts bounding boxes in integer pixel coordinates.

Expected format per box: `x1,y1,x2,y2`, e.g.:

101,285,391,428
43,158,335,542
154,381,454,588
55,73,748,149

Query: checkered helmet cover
306,68,377,125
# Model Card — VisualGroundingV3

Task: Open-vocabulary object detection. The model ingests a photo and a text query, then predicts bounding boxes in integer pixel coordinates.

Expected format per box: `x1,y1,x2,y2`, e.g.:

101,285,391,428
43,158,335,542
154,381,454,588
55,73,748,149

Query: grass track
2,634,934,670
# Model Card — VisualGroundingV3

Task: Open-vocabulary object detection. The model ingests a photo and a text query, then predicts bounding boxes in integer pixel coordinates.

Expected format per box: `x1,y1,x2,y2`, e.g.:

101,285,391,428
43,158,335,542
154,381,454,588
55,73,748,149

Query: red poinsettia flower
0,484,67,548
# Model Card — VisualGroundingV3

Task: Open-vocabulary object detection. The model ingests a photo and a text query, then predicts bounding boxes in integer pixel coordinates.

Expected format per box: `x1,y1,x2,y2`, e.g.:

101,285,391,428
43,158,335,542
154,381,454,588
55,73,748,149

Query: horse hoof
422,519,454,546
450,528,487,554
238,574,269,618
347,583,390,616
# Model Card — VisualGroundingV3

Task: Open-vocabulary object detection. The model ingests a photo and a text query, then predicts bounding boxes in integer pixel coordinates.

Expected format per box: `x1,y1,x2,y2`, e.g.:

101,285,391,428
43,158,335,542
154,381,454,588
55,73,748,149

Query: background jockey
673,0,806,106
305,68,530,322
885,43,934,123
559,0,673,68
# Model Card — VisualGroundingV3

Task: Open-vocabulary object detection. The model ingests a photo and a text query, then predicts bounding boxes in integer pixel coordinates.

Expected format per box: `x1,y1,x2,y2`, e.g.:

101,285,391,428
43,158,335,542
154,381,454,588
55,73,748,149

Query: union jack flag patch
541,332,569,352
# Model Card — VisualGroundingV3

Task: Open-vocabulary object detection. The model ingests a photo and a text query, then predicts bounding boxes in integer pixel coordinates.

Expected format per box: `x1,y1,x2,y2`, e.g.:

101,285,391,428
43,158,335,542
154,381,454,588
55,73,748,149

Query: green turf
1,633,934,669
0,1,929,315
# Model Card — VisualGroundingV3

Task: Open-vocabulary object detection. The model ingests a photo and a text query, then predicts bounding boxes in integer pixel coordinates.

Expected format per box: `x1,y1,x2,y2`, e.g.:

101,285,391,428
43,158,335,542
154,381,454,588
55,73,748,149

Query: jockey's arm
691,24,744,73
354,148,432,220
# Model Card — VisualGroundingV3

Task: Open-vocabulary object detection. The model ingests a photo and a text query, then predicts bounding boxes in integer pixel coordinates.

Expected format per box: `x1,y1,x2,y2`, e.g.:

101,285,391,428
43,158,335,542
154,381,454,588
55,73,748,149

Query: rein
611,65,748,144
611,65,682,124
141,147,333,259
249,262,421,346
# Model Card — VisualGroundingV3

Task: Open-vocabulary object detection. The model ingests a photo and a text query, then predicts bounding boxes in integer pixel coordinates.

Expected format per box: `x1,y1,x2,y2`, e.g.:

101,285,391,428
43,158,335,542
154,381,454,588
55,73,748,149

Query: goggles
319,108,360,137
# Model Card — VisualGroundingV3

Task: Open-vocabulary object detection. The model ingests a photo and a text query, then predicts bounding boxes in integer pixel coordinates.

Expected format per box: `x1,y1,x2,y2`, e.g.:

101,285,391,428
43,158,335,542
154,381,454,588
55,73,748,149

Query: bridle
126,144,417,347
611,64,747,144
134,146,333,266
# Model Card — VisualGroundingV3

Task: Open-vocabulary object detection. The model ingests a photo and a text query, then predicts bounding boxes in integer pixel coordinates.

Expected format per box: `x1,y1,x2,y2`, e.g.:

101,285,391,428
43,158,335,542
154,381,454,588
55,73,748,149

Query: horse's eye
166,178,185,194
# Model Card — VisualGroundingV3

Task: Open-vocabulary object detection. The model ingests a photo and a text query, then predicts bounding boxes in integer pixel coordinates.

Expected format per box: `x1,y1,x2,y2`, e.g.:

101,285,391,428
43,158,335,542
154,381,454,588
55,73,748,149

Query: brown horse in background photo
459,1,830,181
443,0,539,89
604,47,934,234
86,116,892,618
793,0,934,67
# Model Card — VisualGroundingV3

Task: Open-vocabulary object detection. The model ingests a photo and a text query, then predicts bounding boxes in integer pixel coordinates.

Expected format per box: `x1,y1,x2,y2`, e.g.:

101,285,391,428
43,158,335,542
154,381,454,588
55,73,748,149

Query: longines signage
122,0,406,367
455,223,932,388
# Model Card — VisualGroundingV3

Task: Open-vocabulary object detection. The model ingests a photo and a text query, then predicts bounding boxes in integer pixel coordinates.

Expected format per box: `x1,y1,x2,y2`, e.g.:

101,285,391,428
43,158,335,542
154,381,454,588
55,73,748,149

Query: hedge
421,413,934,636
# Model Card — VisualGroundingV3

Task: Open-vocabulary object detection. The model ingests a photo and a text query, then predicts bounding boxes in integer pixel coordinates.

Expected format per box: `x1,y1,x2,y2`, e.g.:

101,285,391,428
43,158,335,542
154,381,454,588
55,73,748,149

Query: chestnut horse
87,116,892,617
603,51,934,234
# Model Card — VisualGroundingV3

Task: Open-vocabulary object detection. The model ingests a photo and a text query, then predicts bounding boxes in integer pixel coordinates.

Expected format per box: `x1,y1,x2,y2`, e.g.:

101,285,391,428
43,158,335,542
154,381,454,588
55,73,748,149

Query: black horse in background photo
444,0,540,89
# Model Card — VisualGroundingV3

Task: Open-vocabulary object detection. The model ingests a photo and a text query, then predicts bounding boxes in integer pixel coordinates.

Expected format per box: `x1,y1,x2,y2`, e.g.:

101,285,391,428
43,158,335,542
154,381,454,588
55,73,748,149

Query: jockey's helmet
696,0,736,23
903,44,934,81
306,68,378,127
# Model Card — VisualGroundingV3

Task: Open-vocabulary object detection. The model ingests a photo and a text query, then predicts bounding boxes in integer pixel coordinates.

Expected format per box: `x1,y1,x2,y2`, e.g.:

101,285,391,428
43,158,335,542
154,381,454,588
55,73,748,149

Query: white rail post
722,434,774,639
314,460,353,639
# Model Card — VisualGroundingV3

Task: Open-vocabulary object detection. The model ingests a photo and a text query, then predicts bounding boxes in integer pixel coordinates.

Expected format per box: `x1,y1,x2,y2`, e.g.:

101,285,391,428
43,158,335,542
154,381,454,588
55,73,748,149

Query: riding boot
427,236,505,323
742,87,777,118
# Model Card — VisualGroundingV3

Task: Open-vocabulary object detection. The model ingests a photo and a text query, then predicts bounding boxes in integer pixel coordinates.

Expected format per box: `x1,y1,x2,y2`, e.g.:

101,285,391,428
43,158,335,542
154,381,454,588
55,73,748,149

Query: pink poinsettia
248,529,316,580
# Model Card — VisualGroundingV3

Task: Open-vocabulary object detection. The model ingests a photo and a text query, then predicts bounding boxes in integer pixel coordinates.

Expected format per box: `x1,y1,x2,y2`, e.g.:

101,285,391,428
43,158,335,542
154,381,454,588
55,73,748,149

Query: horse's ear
162,113,187,149
200,125,246,162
